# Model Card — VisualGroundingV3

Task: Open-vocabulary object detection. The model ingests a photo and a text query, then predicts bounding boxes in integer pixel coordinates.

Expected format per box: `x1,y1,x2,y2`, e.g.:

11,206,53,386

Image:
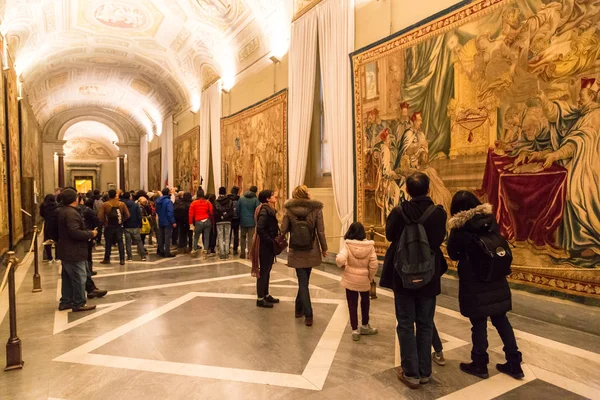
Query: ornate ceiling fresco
0,0,292,142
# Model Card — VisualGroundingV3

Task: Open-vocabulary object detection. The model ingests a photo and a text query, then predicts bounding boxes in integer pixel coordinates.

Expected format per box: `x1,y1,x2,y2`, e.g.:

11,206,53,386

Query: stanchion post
367,227,378,300
32,225,42,293
5,251,24,371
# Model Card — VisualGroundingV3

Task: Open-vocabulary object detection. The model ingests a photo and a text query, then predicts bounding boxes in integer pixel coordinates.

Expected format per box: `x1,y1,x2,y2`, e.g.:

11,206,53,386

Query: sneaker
240,253,246,259
304,317,313,326
165,254,176,258
207,253,216,258
395,367,420,390
359,324,378,335
460,362,489,379
91,271,98,276
265,295,280,304
256,299,274,308
100,260,111,265
352,330,361,341
432,351,446,366
295,311,304,318
190,250,198,258
88,289,108,299
496,362,524,380
233,250,238,256
120,260,125,266
420,376,431,384
73,304,97,312
58,303,73,311
141,256,147,261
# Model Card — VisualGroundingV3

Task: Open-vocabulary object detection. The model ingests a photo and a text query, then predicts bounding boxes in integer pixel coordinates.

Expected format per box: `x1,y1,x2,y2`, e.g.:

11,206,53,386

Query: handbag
274,233,288,256
140,217,151,234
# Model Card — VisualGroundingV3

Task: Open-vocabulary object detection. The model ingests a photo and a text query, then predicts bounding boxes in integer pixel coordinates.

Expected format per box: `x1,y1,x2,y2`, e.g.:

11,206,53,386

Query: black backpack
289,215,314,251
107,205,122,226
174,201,188,222
469,228,513,282
394,205,438,289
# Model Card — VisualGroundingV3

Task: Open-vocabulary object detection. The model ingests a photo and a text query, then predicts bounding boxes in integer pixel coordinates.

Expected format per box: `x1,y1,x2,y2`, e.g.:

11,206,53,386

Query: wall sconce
221,87,230,94
269,55,281,64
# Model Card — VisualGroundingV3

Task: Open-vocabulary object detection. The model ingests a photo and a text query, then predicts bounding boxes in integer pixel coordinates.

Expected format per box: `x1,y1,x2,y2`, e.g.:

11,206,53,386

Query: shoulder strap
416,204,437,225
398,207,412,225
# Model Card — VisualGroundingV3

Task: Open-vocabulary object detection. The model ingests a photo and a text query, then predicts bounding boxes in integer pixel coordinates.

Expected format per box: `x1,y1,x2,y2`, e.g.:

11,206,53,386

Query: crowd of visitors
41,172,523,389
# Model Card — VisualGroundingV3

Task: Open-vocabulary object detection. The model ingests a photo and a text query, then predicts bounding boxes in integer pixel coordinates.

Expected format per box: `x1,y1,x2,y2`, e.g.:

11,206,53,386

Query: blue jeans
295,268,313,318
394,293,436,379
61,261,88,308
158,226,173,256
193,220,212,251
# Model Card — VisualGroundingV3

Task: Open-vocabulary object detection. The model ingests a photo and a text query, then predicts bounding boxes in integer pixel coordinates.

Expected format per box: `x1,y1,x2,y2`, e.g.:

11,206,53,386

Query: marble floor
1,243,599,400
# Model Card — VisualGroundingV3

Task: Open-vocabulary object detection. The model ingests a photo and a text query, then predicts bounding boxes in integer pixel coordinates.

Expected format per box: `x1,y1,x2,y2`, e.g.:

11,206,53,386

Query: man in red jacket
189,187,214,258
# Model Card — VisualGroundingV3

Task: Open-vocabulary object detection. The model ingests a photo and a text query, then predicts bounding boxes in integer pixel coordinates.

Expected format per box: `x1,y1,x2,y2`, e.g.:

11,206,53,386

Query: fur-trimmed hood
284,198,324,218
448,203,493,230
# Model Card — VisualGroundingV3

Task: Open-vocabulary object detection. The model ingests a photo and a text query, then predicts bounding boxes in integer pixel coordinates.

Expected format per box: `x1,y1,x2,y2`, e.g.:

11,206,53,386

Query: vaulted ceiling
0,0,292,143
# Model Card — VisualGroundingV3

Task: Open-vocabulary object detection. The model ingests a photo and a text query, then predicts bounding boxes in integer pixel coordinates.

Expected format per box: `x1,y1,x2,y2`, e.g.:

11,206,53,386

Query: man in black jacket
228,186,241,255
380,172,448,389
56,189,98,312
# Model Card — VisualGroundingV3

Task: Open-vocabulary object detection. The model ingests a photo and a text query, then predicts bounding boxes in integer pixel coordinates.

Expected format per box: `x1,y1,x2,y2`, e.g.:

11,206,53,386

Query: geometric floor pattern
0,243,599,399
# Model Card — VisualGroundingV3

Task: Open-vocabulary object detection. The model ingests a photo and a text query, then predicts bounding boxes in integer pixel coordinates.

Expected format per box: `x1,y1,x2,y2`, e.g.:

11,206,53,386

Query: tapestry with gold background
221,90,288,215
352,0,600,298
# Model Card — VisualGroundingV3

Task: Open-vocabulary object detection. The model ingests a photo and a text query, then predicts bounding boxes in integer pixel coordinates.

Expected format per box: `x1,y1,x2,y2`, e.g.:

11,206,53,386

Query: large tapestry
221,90,288,214
20,99,44,235
173,126,199,193
148,148,162,191
6,65,23,244
0,36,9,255
352,0,600,298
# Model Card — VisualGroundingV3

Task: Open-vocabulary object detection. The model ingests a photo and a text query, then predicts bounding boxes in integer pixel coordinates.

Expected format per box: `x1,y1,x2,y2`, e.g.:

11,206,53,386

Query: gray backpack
394,205,438,289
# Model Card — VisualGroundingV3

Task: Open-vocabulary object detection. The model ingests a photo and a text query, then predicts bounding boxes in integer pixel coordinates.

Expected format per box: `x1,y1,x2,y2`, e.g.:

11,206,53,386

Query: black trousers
96,224,103,244
177,223,192,248
230,220,240,252
256,251,274,299
345,289,370,330
469,314,521,364
103,226,124,261
44,244,53,260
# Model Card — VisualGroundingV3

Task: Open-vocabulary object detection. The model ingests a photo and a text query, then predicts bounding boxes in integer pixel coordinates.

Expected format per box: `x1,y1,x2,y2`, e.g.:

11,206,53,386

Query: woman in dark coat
254,189,280,309
280,185,328,326
40,194,59,261
447,191,523,380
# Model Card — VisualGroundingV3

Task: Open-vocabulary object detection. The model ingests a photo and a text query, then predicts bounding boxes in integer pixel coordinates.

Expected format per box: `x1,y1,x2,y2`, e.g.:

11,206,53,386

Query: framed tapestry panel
6,65,23,244
148,148,162,192
351,0,600,298
221,90,288,215
0,35,9,255
173,127,199,193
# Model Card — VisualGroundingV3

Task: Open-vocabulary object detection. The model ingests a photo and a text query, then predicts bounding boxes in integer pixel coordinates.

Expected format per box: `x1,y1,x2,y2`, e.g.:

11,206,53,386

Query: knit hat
61,189,78,205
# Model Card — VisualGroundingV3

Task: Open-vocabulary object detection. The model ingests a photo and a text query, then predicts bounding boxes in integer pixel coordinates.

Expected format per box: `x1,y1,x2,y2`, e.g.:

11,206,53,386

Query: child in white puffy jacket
336,222,379,341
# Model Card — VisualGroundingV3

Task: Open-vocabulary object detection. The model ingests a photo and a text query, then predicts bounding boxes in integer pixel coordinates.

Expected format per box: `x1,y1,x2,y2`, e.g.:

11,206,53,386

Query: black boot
496,361,524,379
460,362,489,379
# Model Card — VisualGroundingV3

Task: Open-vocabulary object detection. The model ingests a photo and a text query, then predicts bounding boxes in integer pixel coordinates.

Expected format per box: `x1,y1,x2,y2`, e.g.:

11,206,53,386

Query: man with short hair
56,188,98,312
156,187,177,257
98,189,130,265
228,186,241,255
380,172,448,389
238,185,260,259
122,192,147,261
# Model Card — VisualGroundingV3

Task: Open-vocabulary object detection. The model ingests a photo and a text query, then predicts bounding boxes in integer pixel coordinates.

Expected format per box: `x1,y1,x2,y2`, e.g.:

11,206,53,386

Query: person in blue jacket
155,187,176,257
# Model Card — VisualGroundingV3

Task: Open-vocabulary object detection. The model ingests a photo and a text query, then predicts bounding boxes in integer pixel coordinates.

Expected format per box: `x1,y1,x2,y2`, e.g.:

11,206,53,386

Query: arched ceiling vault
0,0,293,141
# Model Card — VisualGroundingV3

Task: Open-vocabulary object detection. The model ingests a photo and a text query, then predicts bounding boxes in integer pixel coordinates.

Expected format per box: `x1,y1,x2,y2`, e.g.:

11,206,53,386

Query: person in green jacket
238,186,260,259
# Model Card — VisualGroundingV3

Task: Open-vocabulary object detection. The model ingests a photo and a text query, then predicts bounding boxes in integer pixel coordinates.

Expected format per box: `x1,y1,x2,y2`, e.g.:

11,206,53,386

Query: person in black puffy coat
40,194,60,261
447,190,523,381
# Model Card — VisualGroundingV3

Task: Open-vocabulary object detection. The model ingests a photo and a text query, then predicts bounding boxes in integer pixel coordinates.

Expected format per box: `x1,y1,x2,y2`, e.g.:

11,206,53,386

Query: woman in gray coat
281,185,328,326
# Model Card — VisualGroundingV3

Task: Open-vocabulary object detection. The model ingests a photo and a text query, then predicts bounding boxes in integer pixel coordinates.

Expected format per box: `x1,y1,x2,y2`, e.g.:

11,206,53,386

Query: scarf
249,204,265,278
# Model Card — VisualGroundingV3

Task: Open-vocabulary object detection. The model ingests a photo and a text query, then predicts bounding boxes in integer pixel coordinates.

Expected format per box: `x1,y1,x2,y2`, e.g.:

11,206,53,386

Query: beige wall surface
354,0,462,50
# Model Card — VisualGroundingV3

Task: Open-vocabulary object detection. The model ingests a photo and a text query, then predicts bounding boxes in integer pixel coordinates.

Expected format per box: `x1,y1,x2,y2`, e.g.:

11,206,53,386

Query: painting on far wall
221,90,288,215
0,36,9,255
148,148,162,192
351,0,600,298
173,126,199,193
6,64,23,244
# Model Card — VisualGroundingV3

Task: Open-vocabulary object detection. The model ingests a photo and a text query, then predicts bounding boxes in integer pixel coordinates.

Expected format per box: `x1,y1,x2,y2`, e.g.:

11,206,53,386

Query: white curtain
317,0,355,242
207,81,222,194
140,134,148,191
161,115,174,188
287,9,318,197
199,88,211,192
